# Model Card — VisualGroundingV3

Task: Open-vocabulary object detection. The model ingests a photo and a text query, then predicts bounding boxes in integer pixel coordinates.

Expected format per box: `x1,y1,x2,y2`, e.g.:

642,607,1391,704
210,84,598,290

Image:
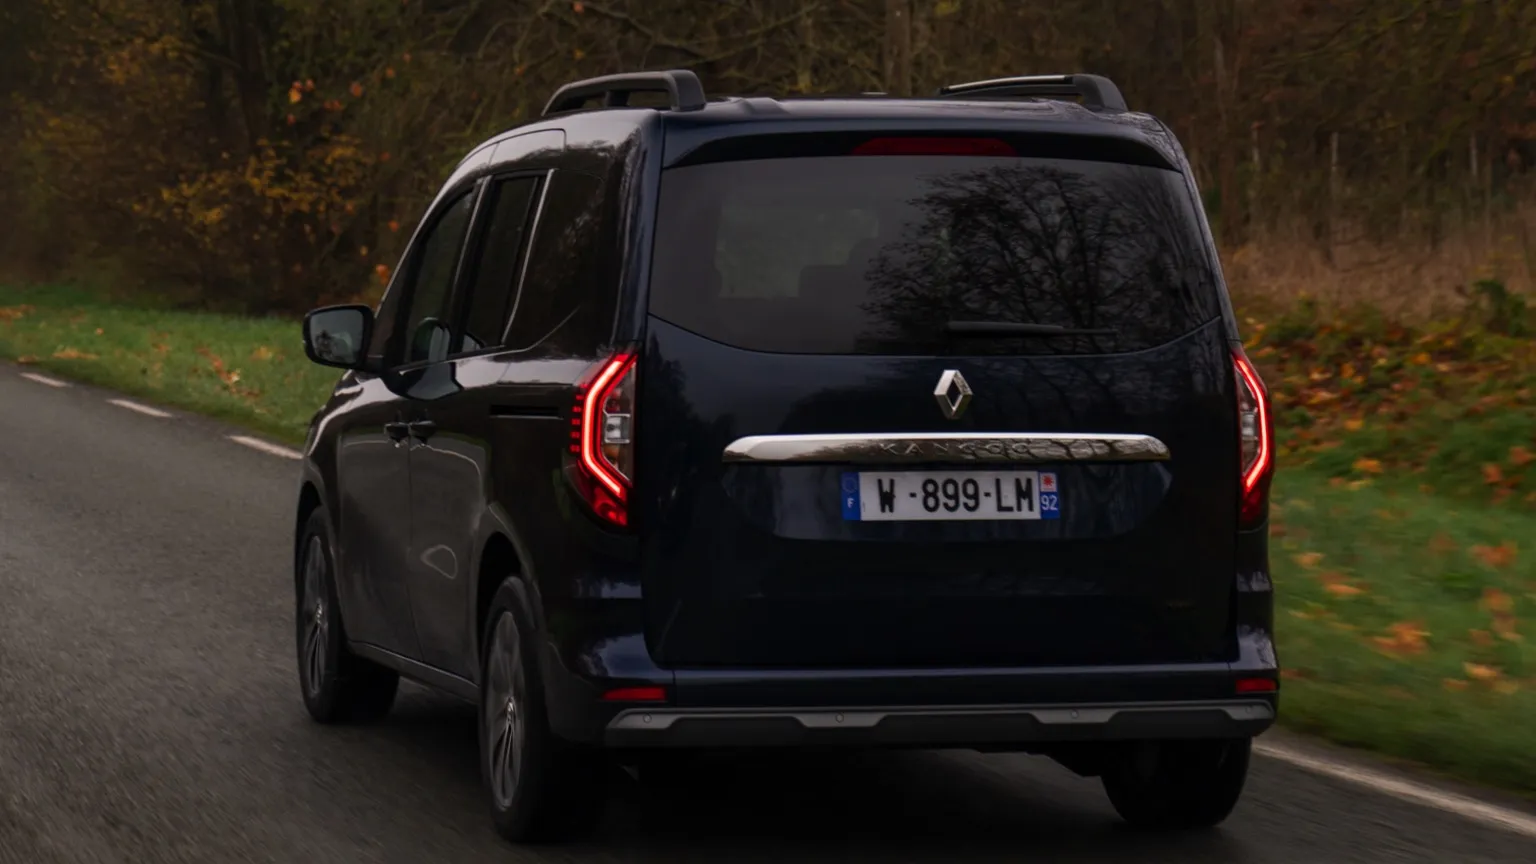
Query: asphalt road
3,363,1535,863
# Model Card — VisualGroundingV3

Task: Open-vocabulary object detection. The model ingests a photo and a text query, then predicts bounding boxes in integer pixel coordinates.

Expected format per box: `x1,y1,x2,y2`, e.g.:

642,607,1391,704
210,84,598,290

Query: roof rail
542,69,707,117
936,74,1127,113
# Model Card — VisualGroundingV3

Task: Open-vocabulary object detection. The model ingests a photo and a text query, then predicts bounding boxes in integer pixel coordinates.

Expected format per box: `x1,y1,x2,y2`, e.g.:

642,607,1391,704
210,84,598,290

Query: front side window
397,189,476,365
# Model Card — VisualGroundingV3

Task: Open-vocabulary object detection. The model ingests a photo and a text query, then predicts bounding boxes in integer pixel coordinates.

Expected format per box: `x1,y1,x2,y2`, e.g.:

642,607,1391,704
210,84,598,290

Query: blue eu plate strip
840,472,862,521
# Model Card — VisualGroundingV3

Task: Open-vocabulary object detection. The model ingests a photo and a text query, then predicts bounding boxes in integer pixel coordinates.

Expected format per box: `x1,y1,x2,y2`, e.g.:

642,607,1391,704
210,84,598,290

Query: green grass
0,283,334,444
6,281,1536,794
1273,470,1536,794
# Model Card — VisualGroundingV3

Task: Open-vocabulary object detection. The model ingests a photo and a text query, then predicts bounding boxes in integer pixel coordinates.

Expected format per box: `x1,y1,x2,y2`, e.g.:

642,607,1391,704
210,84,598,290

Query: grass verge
0,283,332,445
4,281,1536,794
1273,470,1536,794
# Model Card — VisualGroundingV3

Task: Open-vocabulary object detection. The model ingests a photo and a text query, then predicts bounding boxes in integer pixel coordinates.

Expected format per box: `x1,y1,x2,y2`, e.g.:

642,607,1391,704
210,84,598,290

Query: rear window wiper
944,321,1118,338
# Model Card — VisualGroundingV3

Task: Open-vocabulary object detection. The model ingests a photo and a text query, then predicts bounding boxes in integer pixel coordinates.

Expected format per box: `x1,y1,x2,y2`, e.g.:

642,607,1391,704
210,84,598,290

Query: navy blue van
293,70,1277,843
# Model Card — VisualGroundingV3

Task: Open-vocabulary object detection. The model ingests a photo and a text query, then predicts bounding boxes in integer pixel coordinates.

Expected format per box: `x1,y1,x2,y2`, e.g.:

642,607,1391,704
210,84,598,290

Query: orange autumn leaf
1325,582,1365,596
1352,457,1383,474
1471,542,1517,569
1373,620,1430,655
1511,446,1534,467
1293,551,1324,569
1343,417,1365,431
385,67,396,79
52,348,98,360
387,220,400,233
1482,463,1505,485
288,86,302,104
1464,662,1501,682
1443,678,1470,691
1482,587,1515,614
374,263,391,285
349,81,364,98
572,0,585,10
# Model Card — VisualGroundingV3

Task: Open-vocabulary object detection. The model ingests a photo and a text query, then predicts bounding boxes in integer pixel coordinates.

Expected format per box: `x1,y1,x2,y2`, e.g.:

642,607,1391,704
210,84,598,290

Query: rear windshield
647,155,1222,355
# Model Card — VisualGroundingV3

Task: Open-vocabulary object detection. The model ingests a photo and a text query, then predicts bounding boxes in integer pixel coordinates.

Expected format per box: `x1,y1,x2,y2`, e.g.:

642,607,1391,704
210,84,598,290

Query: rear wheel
480,582,606,843
295,507,399,724
1101,738,1251,830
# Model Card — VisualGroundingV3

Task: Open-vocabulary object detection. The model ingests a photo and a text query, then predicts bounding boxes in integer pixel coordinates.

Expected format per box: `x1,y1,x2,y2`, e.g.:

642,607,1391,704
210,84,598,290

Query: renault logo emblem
934,369,972,420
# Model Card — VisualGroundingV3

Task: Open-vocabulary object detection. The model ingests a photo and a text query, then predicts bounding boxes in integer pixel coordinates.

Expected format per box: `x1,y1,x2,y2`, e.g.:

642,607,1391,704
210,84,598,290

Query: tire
1101,738,1251,830
480,580,606,844
296,507,400,724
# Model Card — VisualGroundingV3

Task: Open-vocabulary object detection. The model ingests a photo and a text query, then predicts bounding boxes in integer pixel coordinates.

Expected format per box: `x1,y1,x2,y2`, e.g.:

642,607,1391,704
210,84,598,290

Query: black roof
466,70,1188,175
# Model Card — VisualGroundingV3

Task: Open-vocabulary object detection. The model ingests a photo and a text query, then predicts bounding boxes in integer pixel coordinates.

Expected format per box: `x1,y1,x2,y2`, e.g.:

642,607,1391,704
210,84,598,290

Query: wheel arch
471,505,545,674
294,480,324,592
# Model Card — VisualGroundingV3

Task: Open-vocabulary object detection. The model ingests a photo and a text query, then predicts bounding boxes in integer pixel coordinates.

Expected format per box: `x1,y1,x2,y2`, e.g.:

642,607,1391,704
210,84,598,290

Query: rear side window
648,155,1221,355
504,170,618,355
455,175,541,355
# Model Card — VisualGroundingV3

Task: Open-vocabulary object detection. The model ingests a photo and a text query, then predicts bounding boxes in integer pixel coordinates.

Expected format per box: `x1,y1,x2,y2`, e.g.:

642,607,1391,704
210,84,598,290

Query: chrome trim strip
722,432,1170,465
607,700,1273,733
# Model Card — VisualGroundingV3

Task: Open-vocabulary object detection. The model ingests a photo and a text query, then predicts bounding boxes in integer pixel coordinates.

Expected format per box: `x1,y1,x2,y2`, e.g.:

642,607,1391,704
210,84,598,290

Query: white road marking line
228,435,302,460
19,372,70,388
106,398,172,418
1255,740,1536,838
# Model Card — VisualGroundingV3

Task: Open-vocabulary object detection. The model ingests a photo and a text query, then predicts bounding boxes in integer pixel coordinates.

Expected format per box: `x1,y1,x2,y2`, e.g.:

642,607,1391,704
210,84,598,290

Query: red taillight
570,351,637,527
851,137,1016,157
601,686,667,702
1235,677,1277,694
1234,349,1274,529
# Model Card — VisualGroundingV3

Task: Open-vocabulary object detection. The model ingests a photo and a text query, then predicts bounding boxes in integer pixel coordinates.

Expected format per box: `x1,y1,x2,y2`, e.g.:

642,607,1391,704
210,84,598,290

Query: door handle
384,421,410,442
408,420,437,441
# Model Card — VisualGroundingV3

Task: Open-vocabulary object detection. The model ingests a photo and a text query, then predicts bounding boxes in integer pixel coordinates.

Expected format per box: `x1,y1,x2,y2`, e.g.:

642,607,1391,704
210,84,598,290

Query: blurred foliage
1273,470,1536,793
2,0,1536,312
1243,281,1536,509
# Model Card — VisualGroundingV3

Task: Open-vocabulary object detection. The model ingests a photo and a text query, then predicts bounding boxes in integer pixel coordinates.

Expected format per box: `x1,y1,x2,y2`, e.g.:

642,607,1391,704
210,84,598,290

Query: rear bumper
603,698,1274,748
540,626,1280,748
538,569,1279,749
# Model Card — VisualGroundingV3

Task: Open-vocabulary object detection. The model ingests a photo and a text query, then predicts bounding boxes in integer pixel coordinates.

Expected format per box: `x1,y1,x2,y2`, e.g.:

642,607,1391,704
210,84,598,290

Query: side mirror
303,304,374,370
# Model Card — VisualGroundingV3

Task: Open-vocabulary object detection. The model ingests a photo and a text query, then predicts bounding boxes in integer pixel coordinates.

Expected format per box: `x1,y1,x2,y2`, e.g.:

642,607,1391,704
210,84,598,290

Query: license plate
840,470,1061,522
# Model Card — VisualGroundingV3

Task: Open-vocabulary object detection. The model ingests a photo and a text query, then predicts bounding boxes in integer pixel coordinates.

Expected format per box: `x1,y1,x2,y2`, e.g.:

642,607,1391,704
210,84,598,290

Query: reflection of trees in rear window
715,204,878,298
650,156,1218,355
861,164,1213,351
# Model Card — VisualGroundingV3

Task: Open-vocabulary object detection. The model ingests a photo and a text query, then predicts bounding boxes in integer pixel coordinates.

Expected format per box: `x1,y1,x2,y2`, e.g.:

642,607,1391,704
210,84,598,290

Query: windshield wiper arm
944,321,1118,338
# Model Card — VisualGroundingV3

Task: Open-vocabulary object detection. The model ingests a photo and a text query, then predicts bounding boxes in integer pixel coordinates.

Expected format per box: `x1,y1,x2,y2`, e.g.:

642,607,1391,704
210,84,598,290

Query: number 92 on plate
839,470,1061,522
